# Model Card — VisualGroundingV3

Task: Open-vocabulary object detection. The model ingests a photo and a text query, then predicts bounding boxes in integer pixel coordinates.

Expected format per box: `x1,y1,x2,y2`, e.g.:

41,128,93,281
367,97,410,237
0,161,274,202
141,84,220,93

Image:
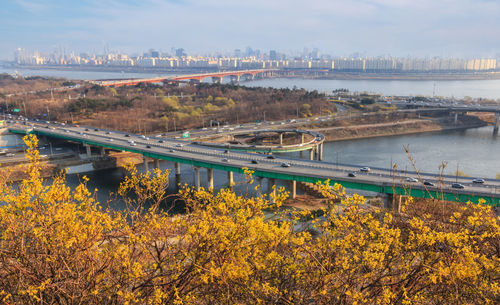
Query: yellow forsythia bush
0,135,498,304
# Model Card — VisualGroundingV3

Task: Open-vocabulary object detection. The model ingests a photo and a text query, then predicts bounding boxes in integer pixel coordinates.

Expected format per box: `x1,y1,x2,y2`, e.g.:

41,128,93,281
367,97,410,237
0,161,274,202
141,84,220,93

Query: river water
3,66,500,99
2,67,499,204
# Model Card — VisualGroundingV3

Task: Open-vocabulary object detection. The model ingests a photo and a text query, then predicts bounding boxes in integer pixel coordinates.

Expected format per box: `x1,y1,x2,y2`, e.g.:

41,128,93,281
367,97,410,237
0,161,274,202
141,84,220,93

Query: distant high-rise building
234,49,241,58
245,47,254,57
151,50,160,58
269,50,278,60
175,48,186,57
310,48,320,60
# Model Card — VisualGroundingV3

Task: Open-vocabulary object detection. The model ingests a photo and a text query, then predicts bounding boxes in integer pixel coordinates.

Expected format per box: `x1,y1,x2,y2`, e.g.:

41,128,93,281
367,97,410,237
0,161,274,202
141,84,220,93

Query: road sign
182,131,190,138
13,109,20,113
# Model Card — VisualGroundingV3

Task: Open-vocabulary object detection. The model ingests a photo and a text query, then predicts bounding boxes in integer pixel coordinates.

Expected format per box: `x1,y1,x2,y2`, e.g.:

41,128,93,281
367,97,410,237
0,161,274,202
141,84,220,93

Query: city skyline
2,0,500,60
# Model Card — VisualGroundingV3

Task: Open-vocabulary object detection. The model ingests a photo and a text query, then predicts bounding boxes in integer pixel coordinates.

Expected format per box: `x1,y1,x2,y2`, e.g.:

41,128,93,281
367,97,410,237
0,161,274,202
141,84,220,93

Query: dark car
94,128,99,131
125,134,130,137
146,145,151,148
348,172,357,177
423,181,435,186
85,128,89,131
251,160,259,164
452,183,465,189
224,150,229,154
267,155,276,159
158,140,165,143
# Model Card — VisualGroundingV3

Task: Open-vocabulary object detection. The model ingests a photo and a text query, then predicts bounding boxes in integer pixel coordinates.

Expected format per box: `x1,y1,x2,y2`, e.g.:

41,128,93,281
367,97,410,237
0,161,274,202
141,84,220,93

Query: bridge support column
143,156,149,172
154,159,160,169
175,162,181,178
454,112,458,125
300,150,304,158
383,193,394,210
194,167,200,190
319,143,323,161
207,168,214,190
85,145,91,157
309,148,314,160
279,133,283,145
99,146,105,156
211,76,222,84
301,133,304,144
228,171,234,188
256,176,263,196
291,180,296,199
494,112,499,134
268,178,276,203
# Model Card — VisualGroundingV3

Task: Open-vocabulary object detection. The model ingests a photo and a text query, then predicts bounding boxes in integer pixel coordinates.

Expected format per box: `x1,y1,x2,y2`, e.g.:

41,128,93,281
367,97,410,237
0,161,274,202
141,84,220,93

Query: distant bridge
90,69,278,87
395,102,500,134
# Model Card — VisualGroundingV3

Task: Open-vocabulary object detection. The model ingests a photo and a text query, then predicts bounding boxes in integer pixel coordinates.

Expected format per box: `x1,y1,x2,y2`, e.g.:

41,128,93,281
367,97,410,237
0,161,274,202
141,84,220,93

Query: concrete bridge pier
207,168,214,190
228,171,234,188
99,146,105,156
85,145,91,157
211,76,222,84
175,162,181,178
154,159,160,169
194,167,201,190
300,150,304,158
382,193,402,213
314,145,322,160
268,178,276,203
318,143,324,161
301,133,305,144
309,148,314,160
256,176,263,196
383,193,394,210
279,133,283,145
290,180,297,199
454,112,458,125
230,75,240,83
494,112,499,134
143,156,149,172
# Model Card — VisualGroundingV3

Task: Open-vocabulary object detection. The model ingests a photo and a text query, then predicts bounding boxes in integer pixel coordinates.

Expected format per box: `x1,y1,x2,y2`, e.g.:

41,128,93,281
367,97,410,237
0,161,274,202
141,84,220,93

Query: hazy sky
2,0,500,59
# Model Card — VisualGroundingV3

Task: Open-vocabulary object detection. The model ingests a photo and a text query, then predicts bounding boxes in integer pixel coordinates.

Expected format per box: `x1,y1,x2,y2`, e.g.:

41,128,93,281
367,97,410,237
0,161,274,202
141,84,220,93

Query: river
63,125,499,209
3,66,500,99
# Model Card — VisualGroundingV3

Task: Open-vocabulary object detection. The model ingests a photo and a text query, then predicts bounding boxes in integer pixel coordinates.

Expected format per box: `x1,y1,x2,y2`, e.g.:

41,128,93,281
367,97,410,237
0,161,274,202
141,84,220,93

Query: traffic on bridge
7,117,500,206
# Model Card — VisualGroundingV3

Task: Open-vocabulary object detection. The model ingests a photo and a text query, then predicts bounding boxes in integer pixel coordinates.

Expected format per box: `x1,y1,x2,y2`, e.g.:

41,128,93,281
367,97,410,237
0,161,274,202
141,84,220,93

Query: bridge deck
8,123,500,206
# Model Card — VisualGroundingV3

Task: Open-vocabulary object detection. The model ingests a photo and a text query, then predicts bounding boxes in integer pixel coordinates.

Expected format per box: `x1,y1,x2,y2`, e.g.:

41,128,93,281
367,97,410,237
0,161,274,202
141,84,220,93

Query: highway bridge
7,120,500,206
90,69,278,87
393,101,500,133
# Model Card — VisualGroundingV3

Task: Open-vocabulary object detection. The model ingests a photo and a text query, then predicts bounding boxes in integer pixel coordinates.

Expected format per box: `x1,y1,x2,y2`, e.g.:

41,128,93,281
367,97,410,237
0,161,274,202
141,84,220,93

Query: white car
360,167,370,172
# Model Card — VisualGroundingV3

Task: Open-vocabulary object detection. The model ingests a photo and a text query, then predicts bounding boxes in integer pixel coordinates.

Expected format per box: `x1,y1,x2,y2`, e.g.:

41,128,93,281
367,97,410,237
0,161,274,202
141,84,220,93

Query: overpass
193,129,326,159
393,102,500,134
7,121,500,207
90,69,278,87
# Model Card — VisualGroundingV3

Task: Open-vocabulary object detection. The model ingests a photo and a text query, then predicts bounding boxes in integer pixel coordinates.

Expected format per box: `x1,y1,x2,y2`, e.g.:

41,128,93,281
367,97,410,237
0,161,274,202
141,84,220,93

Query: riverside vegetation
0,135,498,304
0,74,333,133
